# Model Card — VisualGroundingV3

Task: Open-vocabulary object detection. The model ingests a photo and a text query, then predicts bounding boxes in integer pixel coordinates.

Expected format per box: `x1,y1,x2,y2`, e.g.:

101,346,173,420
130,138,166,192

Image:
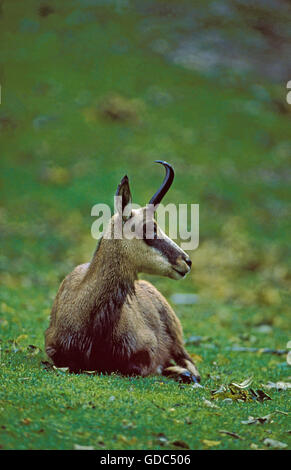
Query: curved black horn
149,160,175,206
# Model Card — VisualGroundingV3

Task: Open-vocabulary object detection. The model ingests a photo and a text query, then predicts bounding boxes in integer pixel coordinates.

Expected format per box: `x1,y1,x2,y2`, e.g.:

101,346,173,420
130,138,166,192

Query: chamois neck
85,238,137,303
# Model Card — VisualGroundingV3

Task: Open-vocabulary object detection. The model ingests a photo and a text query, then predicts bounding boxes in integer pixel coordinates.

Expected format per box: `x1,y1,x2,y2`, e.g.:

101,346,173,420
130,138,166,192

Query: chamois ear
115,175,132,221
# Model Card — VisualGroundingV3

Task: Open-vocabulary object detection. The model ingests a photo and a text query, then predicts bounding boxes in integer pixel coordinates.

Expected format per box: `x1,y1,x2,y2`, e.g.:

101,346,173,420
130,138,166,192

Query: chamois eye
143,222,157,241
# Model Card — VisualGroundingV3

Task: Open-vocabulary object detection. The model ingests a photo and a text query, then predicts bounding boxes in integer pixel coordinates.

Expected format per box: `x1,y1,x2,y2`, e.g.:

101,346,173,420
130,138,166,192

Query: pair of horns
149,160,174,207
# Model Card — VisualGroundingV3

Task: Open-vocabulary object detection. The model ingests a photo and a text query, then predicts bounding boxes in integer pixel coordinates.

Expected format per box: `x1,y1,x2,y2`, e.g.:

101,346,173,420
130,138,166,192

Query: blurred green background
0,0,290,450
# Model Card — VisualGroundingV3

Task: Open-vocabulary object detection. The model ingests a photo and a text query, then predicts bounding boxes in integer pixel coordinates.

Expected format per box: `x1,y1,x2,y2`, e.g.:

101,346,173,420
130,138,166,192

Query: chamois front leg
158,304,201,383
163,328,201,383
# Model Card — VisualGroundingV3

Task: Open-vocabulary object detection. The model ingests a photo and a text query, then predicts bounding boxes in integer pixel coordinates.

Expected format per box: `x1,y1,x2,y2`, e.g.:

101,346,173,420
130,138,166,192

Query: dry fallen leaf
218,429,243,440
96,436,105,447
171,440,190,449
241,414,273,425
263,381,291,391
202,439,221,447
191,382,204,389
152,432,168,446
21,418,32,425
230,377,253,389
74,444,94,450
250,389,272,402
117,435,137,445
211,379,272,403
202,397,219,409
263,438,287,449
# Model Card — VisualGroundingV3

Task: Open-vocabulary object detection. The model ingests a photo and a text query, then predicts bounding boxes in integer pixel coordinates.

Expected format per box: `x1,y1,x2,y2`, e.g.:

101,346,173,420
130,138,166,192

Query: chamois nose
185,257,192,269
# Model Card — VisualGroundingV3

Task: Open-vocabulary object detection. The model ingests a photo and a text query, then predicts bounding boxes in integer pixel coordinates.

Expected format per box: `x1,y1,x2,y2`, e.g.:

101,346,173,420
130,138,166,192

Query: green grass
0,0,290,450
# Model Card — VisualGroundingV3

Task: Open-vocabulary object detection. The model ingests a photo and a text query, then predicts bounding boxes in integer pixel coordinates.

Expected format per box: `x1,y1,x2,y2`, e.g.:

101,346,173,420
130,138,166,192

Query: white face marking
108,208,191,279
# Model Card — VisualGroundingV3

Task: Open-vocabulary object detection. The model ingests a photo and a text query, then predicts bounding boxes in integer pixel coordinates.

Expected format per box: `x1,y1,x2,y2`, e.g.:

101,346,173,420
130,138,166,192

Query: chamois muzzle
149,161,175,207
171,254,192,279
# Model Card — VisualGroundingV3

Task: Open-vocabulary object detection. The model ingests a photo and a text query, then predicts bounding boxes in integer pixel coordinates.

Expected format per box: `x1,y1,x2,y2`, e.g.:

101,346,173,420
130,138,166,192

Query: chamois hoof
178,370,200,384
163,365,201,384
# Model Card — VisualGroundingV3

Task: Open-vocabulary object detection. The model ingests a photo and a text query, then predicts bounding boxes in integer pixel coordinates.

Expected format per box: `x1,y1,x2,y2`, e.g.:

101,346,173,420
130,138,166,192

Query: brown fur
45,177,200,382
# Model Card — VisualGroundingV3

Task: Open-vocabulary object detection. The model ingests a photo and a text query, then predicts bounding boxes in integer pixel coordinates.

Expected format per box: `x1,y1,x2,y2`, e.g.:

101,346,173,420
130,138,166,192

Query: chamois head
102,161,192,280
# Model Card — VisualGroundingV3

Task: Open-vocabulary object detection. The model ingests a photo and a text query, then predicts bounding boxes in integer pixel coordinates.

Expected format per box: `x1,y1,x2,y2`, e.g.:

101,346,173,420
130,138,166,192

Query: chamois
45,161,200,383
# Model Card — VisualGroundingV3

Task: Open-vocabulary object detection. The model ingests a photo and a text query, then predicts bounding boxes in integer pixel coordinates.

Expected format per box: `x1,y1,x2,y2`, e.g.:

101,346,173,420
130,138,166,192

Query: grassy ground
0,0,290,450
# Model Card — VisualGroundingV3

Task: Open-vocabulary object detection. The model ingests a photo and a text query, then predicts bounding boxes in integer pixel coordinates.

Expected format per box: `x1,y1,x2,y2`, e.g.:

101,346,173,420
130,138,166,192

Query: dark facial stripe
144,236,179,265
